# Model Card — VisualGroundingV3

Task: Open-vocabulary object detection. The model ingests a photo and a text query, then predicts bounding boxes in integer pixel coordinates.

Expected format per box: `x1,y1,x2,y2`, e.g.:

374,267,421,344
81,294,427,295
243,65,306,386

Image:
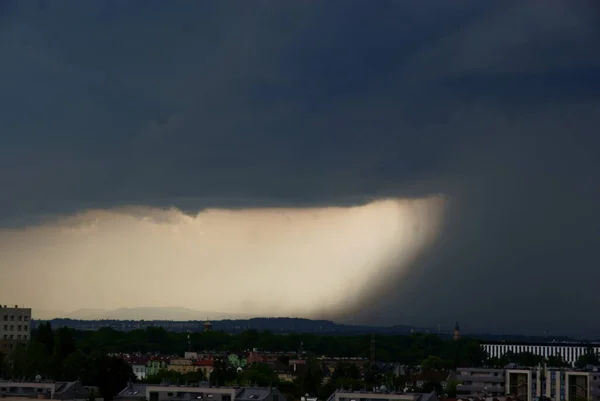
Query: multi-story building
505,366,600,401
456,367,506,397
0,380,97,400
482,343,600,367
116,383,286,401
0,305,32,352
326,390,438,401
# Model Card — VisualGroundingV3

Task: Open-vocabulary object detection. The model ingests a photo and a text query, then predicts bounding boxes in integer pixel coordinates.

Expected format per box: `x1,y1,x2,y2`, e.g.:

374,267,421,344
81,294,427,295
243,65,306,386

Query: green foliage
421,355,453,372
210,356,238,386
4,324,134,401
238,363,278,386
445,379,459,397
59,327,488,367
575,346,599,368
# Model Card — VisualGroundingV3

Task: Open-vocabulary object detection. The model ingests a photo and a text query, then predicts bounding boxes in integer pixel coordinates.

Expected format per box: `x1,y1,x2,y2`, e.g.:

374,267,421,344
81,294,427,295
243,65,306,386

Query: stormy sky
1,0,599,337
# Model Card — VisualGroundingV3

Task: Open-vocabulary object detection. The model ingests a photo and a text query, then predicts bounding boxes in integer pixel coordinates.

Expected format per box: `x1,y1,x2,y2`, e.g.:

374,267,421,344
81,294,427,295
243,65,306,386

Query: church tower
453,322,460,340
203,319,213,332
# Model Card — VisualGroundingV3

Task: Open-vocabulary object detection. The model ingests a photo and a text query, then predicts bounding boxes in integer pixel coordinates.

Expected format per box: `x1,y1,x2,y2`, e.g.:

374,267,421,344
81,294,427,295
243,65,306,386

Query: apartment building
0,380,97,400
0,305,32,352
456,368,506,397
482,343,600,367
326,390,438,401
116,383,286,401
505,366,600,401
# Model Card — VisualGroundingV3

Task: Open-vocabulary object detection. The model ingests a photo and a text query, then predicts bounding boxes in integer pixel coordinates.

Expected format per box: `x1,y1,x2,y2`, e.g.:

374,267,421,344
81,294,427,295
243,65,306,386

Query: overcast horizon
1,0,599,337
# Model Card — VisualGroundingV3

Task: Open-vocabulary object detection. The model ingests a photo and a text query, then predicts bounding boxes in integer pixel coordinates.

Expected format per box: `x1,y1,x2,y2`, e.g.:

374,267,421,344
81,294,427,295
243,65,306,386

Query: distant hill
31,307,583,342
33,316,417,336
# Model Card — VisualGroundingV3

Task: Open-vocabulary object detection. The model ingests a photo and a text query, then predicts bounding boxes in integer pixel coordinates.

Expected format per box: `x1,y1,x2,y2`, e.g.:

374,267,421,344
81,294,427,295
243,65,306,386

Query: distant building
0,380,97,400
453,323,460,341
456,367,506,397
204,320,213,332
146,358,169,377
326,390,438,401
505,365,600,401
0,304,32,353
482,343,600,367
116,383,286,401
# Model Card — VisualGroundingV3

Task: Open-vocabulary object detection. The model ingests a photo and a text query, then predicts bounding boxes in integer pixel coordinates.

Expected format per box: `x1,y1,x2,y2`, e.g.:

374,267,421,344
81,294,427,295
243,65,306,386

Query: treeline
63,326,488,366
0,323,134,401
1,324,588,401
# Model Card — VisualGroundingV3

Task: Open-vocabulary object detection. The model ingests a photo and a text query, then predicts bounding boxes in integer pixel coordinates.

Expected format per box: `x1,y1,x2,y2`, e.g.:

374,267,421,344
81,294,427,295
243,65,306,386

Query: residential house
147,358,169,377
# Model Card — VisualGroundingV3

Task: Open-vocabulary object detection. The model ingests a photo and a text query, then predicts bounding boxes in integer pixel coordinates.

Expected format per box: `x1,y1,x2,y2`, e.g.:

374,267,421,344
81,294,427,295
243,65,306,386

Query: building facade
0,380,96,400
117,383,286,401
482,343,600,367
326,390,438,401
505,366,600,401
456,367,506,397
0,305,32,352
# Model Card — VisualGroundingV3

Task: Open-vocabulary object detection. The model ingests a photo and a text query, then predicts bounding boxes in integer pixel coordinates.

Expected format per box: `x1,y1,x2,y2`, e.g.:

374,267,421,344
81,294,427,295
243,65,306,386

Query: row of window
2,315,29,322
2,334,28,340
2,324,29,331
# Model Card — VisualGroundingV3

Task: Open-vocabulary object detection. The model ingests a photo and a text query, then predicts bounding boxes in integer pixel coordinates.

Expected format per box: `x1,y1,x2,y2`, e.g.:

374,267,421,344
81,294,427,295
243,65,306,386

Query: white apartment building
505,366,600,401
456,367,506,397
0,305,32,352
456,365,600,401
482,343,600,367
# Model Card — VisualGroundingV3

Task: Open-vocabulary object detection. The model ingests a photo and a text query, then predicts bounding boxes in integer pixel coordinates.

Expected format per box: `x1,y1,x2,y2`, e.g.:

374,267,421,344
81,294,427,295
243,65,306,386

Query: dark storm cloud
1,0,599,336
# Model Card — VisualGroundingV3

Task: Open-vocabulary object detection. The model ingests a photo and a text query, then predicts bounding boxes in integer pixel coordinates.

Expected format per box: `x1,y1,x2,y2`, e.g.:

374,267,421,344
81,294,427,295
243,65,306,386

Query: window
18,316,22,321
18,325,22,331
2,315,6,321
10,316,14,321
3,325,6,330
24,316,29,321
23,335,27,340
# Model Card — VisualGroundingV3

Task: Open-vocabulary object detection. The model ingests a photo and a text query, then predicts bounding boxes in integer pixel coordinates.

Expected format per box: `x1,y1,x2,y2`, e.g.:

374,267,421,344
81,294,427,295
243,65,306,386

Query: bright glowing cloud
0,196,446,319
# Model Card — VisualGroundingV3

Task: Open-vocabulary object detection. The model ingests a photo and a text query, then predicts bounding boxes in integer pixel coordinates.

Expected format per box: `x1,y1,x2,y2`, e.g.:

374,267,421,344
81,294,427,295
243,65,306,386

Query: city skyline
0,0,599,337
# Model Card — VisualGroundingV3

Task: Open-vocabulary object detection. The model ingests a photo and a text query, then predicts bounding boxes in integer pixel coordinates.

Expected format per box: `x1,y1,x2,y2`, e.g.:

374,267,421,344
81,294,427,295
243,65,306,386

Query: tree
546,355,569,368
445,379,459,397
62,351,90,381
85,356,135,401
421,355,453,372
238,363,278,386
54,327,77,360
575,347,599,368
209,357,237,386
34,322,55,355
